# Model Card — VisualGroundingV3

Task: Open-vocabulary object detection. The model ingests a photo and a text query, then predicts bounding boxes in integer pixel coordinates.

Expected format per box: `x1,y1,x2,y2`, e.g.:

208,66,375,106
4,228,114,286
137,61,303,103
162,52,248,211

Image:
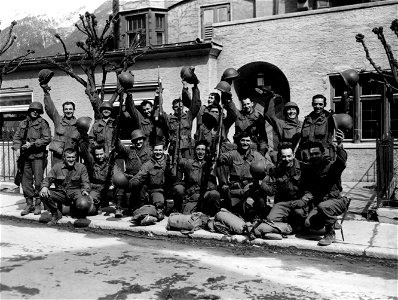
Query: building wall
167,0,254,43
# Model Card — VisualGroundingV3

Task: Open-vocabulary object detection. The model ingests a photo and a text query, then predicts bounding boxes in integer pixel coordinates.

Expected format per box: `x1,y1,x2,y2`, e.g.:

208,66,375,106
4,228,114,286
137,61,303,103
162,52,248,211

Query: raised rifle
154,66,163,121
172,106,182,177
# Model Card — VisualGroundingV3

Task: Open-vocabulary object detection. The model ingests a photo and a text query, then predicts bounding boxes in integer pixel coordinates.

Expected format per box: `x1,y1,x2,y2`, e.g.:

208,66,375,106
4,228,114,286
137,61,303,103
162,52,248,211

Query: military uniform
44,93,80,165
13,115,51,214
89,117,115,155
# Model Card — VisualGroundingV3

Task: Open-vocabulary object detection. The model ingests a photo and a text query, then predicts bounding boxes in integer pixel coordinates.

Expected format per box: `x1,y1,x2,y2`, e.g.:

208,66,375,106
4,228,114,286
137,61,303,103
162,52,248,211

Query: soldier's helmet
250,160,267,180
38,69,54,85
28,102,44,114
74,195,92,217
76,116,92,132
283,102,300,116
180,66,199,85
332,113,353,133
215,81,231,95
131,129,146,141
112,171,129,188
339,69,359,89
100,101,113,111
118,71,135,90
221,68,239,81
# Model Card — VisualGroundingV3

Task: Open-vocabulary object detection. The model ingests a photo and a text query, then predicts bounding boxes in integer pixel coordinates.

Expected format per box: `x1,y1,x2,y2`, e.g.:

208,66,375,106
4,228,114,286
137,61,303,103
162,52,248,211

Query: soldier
172,140,220,216
41,85,80,165
226,96,267,156
89,101,115,155
299,94,335,161
128,142,174,217
265,142,313,231
115,129,152,216
303,129,349,246
39,148,91,226
12,102,51,216
218,132,272,219
165,82,201,160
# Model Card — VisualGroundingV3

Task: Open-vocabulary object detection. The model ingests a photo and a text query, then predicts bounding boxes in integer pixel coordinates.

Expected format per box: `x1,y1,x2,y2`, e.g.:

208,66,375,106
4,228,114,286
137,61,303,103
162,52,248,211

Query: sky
0,0,104,29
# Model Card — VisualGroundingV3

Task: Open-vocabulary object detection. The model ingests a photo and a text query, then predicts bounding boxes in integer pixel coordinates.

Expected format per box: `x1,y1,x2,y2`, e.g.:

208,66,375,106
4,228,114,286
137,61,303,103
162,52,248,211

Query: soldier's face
64,152,77,167
309,147,323,163
312,98,325,114
280,148,294,167
239,137,251,150
133,138,144,150
173,102,183,114
101,108,112,118
286,107,297,120
29,109,40,119
63,104,75,119
142,104,152,118
94,148,105,163
208,94,215,106
242,98,253,113
153,145,164,160
195,145,206,161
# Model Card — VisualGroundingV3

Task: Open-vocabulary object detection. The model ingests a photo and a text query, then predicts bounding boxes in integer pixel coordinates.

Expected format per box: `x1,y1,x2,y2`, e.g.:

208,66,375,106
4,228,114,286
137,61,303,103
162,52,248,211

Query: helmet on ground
250,160,267,180
74,196,92,217
38,69,54,85
339,69,359,89
28,102,44,114
180,66,199,84
76,116,92,132
283,102,300,116
100,101,113,111
131,129,146,141
112,171,129,188
215,81,231,95
118,71,135,90
221,68,239,81
332,113,353,133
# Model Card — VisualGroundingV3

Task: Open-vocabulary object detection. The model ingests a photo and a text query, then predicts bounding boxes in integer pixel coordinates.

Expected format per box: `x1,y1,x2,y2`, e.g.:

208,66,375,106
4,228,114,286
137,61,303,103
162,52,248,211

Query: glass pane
156,14,164,29
361,74,383,95
156,32,164,45
362,101,381,139
0,112,27,140
127,19,133,31
217,7,228,23
203,9,214,25
391,102,398,138
333,100,354,139
331,76,347,97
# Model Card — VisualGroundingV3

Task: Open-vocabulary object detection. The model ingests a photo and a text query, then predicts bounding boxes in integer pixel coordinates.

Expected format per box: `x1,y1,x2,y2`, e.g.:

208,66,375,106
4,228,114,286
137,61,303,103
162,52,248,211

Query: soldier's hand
304,216,311,228
40,84,51,93
335,129,345,145
40,187,50,198
81,190,89,196
22,142,31,149
182,80,189,89
15,149,20,160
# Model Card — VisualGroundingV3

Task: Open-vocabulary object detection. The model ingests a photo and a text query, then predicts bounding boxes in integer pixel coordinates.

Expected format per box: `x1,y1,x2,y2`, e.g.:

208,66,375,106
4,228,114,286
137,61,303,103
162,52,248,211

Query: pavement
1,182,397,261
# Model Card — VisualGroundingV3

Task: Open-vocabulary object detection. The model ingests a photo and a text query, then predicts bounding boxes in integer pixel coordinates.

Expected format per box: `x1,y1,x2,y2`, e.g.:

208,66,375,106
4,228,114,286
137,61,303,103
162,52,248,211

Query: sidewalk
0,184,397,261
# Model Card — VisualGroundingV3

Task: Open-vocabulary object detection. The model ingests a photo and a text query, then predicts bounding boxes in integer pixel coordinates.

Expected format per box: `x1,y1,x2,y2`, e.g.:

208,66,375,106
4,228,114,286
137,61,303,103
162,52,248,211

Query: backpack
166,212,209,234
250,220,292,239
131,205,159,226
213,208,248,235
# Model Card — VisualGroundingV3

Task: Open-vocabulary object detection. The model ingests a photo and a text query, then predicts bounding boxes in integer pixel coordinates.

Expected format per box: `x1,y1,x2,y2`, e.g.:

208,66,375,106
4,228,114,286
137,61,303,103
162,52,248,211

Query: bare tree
0,21,34,88
42,12,150,119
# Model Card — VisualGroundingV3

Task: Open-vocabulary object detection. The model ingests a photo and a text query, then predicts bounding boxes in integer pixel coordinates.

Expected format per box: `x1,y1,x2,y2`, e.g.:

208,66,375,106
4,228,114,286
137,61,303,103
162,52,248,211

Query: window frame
126,13,148,47
200,3,231,40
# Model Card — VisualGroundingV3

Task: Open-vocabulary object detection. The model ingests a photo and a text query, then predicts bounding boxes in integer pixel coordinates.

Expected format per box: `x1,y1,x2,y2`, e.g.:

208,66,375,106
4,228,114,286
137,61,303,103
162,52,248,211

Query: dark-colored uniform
13,116,51,209
226,101,267,155
173,158,220,216
265,159,312,226
300,110,335,161
129,156,173,210
304,145,349,230
41,161,91,216
165,85,201,159
89,117,115,155
44,93,80,165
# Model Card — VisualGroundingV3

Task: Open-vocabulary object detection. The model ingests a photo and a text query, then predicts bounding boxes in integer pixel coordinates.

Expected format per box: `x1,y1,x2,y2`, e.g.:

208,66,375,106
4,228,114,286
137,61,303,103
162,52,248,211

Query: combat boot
115,206,123,218
21,199,34,216
47,210,62,226
318,225,336,246
33,198,42,215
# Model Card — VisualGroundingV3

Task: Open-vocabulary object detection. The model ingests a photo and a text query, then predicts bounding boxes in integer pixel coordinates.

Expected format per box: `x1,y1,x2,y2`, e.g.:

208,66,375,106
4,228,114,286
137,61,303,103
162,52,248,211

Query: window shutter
204,25,213,40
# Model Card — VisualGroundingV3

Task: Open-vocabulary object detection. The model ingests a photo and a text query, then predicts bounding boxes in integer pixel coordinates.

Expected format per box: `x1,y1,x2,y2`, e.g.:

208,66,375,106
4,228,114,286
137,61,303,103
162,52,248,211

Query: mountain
0,0,114,60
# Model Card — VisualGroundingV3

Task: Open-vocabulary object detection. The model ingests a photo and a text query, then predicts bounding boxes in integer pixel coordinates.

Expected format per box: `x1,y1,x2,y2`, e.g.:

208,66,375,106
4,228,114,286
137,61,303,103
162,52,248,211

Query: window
155,14,165,45
126,14,146,47
330,73,398,141
201,4,230,40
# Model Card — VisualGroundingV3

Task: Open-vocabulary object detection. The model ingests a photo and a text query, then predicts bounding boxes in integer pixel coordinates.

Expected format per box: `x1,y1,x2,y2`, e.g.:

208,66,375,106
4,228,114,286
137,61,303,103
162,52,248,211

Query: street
0,218,397,300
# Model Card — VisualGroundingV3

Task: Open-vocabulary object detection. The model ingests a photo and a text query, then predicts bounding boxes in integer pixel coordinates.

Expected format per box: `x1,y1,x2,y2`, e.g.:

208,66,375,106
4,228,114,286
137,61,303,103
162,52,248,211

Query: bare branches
0,21,17,56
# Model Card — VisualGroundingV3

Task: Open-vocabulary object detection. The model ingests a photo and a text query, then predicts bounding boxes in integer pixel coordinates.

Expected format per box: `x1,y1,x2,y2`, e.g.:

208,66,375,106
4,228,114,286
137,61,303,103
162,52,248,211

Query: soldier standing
13,102,51,216
89,101,115,155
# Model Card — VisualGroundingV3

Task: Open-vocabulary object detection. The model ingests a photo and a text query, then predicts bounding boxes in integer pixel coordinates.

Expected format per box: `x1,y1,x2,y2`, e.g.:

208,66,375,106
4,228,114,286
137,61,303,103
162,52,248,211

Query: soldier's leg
150,191,165,215
21,160,35,216
267,201,293,223
41,189,70,224
201,190,221,217
89,189,101,215
32,158,46,215
317,197,349,227
171,184,185,213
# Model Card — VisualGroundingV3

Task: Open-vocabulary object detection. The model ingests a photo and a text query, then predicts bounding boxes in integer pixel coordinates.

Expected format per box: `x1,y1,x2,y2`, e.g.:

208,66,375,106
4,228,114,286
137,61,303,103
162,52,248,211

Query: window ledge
343,141,398,149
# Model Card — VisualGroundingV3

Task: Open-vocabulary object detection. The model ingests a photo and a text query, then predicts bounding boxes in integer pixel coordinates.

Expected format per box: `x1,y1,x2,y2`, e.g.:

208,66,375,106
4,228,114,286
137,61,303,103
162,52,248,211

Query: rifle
14,121,30,186
154,66,163,121
101,90,125,199
172,107,182,177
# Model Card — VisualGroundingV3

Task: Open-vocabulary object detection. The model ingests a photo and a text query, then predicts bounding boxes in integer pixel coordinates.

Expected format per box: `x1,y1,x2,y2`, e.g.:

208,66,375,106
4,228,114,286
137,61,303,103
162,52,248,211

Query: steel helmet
250,160,267,180
118,71,135,90
28,102,44,114
112,171,129,188
76,116,92,132
332,113,353,132
202,111,219,129
74,195,92,217
100,101,113,111
283,102,300,116
215,81,231,95
340,69,359,89
180,66,199,84
38,69,54,85
221,68,239,81
131,129,146,141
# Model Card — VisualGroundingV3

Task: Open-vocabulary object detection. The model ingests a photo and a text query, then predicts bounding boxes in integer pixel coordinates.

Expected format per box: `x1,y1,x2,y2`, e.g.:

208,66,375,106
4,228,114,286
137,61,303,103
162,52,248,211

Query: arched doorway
235,61,290,118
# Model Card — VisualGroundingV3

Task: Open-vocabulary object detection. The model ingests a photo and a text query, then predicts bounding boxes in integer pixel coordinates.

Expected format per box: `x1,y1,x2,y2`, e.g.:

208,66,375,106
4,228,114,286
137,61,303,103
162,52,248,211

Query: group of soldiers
12,67,350,246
